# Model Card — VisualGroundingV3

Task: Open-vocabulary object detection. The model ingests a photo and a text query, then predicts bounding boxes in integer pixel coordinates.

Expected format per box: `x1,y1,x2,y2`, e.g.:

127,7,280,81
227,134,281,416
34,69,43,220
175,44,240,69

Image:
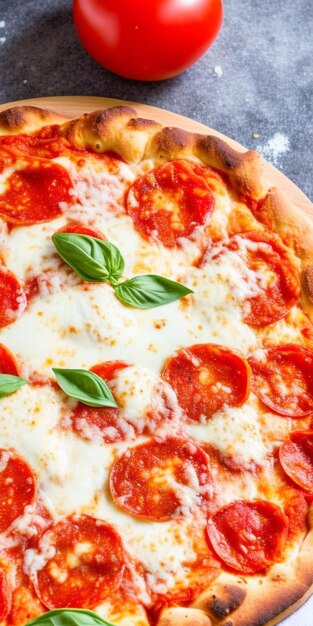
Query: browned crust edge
191,509,313,626
1,105,313,321
0,105,266,200
0,104,313,626
253,186,313,319
0,105,67,133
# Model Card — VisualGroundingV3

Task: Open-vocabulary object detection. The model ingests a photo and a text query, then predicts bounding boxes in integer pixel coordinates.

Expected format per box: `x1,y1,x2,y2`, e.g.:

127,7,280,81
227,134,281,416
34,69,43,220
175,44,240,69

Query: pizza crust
157,607,212,626
191,507,313,626
253,186,313,319
1,104,311,318
0,105,266,198
0,105,66,134
0,103,312,626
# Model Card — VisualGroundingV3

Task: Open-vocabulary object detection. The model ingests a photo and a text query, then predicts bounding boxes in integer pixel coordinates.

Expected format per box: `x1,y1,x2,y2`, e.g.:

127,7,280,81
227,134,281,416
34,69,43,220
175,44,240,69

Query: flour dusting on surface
214,65,223,78
256,133,290,165
0,21,5,28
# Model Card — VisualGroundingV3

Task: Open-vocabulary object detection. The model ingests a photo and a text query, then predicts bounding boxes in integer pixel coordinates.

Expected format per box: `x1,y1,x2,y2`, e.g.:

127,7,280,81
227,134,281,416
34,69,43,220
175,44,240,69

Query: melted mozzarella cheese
0,151,303,619
0,251,261,376
95,599,150,625
188,398,269,467
3,217,67,281
112,365,179,430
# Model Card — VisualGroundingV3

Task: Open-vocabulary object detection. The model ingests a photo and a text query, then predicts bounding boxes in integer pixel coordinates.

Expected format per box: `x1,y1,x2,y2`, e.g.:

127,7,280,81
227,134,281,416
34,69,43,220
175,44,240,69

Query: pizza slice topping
226,232,300,326
70,360,132,443
52,231,193,308
279,431,313,492
207,500,288,574
0,450,36,533
0,128,70,161
56,223,107,239
0,569,11,620
0,160,73,225
110,437,213,521
31,515,125,609
162,343,250,422
249,344,313,416
127,160,215,247
147,522,221,609
0,267,26,328
0,344,19,375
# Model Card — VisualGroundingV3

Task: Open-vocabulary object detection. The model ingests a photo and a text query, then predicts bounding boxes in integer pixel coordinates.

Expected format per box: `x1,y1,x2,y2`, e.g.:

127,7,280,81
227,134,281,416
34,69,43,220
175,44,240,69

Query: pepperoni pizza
0,104,312,626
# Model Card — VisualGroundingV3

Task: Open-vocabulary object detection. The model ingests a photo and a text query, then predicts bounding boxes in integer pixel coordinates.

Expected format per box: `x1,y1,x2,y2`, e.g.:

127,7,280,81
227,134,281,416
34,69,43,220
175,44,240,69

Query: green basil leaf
114,274,193,309
26,608,114,626
52,368,117,408
52,233,125,283
0,374,27,398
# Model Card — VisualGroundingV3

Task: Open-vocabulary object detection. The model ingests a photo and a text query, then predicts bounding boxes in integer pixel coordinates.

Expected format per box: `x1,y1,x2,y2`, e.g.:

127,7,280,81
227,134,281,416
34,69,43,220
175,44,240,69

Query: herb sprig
26,608,114,626
52,233,193,309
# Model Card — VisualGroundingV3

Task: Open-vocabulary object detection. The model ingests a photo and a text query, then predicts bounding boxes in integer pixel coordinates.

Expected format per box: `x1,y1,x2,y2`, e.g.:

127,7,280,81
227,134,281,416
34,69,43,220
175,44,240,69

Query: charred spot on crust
151,126,194,156
205,584,247,619
197,135,242,171
0,105,52,131
127,117,160,131
302,265,313,303
86,106,136,134
0,107,27,130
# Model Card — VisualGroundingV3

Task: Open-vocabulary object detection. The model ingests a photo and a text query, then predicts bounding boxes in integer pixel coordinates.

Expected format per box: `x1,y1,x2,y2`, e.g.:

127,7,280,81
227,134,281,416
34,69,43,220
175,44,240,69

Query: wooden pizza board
0,95,312,219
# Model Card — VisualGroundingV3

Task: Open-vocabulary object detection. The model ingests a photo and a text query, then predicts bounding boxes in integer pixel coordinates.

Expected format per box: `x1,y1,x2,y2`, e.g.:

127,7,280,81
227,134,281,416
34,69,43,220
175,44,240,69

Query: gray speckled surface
0,0,312,199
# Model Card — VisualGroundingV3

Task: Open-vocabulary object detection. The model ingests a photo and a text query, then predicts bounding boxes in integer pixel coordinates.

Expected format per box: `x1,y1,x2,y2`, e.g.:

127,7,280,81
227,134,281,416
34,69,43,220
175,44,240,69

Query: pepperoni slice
71,361,130,443
0,450,36,533
0,568,11,619
162,344,250,422
284,490,309,540
249,344,313,417
33,514,125,609
0,267,27,328
127,160,215,247
0,160,72,224
110,437,213,521
207,500,288,574
0,344,19,375
56,223,106,239
279,432,313,492
0,129,68,161
227,232,300,326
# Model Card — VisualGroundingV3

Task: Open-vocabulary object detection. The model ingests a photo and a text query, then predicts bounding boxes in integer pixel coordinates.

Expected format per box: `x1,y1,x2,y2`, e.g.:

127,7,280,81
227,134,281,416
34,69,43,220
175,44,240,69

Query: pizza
0,103,312,626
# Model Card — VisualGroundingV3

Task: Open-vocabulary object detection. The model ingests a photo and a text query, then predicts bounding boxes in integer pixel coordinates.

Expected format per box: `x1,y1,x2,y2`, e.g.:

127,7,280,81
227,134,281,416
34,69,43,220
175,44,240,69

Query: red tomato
73,0,223,81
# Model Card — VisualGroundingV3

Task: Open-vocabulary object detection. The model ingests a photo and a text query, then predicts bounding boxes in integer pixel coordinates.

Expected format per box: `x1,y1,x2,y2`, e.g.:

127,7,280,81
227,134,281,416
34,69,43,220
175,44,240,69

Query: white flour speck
214,65,223,78
256,133,290,165
0,37,6,44
0,21,5,28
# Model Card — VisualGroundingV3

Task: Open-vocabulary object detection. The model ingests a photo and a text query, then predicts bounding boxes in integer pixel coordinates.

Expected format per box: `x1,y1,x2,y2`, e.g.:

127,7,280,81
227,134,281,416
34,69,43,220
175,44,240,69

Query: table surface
0,0,312,202
0,1,312,624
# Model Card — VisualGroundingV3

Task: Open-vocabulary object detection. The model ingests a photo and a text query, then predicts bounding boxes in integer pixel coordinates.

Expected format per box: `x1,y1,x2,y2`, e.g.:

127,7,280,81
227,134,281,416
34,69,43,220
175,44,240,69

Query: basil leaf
52,368,117,408
114,274,193,309
52,233,125,283
0,374,27,398
26,608,114,626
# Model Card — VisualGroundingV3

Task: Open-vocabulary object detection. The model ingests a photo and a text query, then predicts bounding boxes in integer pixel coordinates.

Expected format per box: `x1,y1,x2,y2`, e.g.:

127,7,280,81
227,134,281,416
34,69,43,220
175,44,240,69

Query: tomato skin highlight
73,0,223,81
